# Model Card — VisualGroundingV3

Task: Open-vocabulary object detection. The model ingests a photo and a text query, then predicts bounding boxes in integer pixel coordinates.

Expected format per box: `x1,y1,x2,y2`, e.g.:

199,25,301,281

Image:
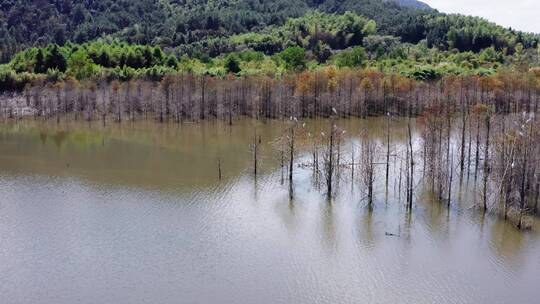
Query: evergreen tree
34,49,46,73
45,45,67,72
280,47,306,70
225,53,241,74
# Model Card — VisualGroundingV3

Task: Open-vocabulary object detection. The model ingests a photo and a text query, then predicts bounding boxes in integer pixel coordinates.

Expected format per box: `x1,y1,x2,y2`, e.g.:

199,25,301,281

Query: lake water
0,118,538,304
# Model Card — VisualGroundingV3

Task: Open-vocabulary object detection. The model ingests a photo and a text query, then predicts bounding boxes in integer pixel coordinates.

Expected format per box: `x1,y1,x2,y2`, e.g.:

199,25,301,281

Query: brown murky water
0,118,538,304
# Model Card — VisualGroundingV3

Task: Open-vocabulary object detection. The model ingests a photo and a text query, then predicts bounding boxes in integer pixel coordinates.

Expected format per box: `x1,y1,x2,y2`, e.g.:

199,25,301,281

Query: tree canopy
1,0,538,62
1,0,539,91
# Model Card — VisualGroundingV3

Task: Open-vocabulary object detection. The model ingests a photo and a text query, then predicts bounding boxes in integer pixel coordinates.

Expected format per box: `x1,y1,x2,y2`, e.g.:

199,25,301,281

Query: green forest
1,0,539,91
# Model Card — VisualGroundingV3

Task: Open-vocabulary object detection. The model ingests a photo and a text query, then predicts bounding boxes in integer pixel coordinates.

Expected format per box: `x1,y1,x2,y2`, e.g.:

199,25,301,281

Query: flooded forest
2,70,539,229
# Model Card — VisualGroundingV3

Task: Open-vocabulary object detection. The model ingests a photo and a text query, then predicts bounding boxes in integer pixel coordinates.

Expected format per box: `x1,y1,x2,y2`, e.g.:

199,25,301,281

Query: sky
422,0,540,33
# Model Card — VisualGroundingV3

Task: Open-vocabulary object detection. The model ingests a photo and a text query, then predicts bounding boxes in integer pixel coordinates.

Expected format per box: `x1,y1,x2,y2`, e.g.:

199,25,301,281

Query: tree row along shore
0,69,539,121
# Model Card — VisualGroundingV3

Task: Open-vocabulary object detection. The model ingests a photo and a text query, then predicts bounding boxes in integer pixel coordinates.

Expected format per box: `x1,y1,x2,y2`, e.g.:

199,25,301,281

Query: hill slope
0,1,429,58
0,0,537,63
386,0,432,10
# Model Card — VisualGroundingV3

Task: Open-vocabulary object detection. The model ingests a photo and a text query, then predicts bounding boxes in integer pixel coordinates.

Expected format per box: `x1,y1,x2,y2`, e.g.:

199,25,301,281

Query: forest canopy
1,0,538,59
1,0,539,91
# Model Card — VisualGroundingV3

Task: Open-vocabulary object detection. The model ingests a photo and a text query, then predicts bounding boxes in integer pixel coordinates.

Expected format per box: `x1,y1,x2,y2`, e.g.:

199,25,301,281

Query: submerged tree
360,129,378,208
